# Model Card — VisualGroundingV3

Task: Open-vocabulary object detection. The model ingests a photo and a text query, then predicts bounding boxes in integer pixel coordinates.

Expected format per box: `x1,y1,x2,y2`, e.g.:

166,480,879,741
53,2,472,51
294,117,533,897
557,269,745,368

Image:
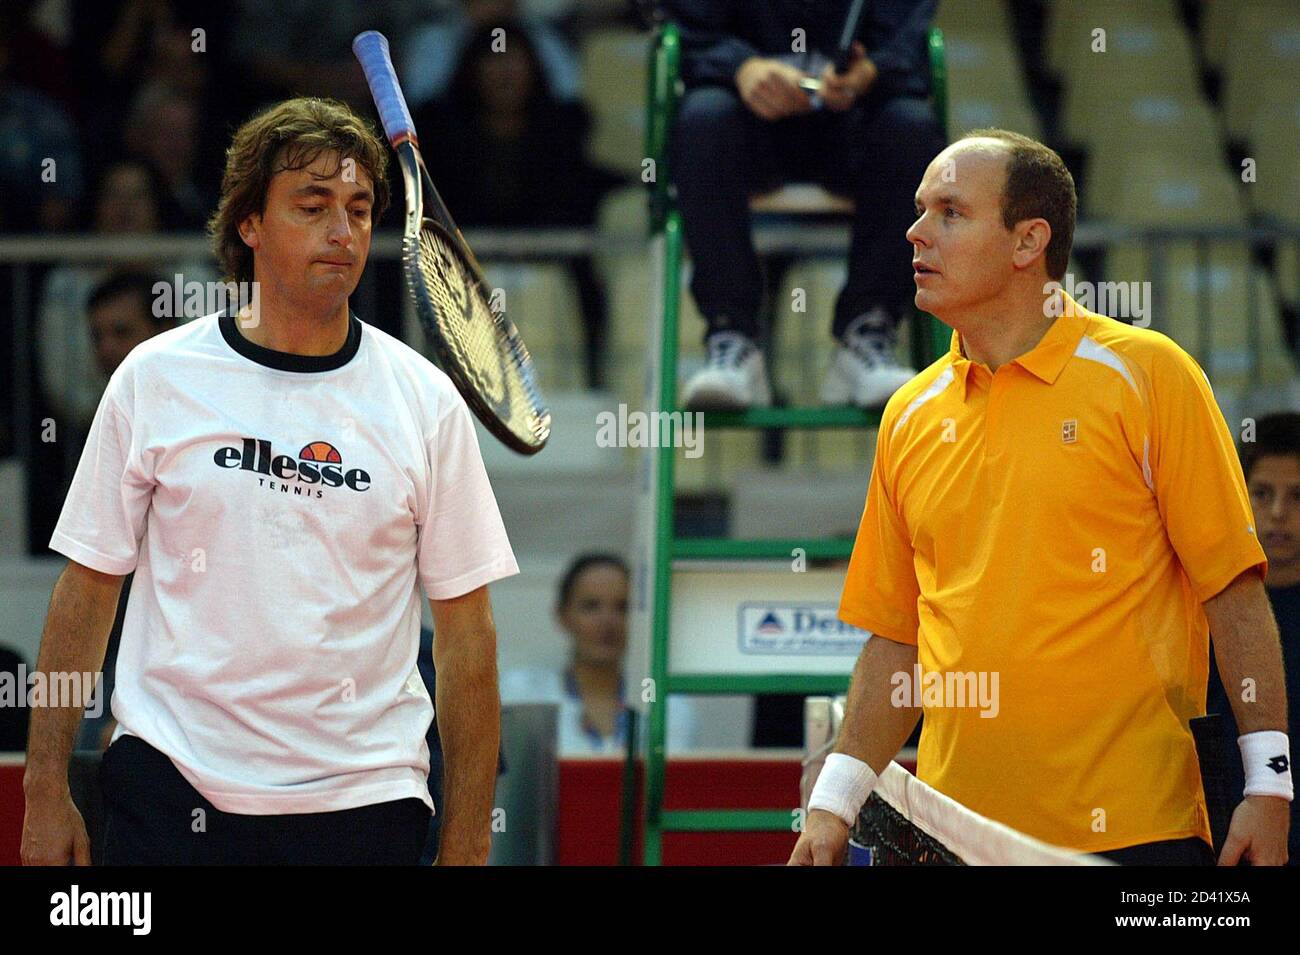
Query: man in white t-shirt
21,97,518,866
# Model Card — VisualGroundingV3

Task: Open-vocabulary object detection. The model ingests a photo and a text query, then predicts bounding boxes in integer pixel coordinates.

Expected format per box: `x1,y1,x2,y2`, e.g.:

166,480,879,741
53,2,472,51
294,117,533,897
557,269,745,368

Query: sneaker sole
681,380,773,412
820,366,913,410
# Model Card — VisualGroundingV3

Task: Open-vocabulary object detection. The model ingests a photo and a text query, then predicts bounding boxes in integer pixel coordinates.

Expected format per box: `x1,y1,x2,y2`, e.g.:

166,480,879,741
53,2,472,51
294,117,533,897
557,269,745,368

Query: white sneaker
681,331,773,411
820,309,917,409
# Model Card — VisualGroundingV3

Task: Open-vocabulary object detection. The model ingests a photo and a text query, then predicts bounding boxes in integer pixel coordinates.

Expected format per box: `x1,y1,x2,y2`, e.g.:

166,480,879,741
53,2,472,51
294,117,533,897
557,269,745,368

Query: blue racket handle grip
352,31,417,145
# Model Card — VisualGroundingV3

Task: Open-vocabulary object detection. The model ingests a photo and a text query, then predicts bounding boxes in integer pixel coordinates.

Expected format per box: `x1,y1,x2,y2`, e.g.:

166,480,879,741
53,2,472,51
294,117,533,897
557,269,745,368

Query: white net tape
802,696,1113,866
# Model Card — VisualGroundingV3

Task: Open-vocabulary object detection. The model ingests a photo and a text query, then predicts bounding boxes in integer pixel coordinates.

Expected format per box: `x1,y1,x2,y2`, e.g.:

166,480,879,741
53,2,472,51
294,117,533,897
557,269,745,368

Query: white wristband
1239,731,1293,801
808,753,879,826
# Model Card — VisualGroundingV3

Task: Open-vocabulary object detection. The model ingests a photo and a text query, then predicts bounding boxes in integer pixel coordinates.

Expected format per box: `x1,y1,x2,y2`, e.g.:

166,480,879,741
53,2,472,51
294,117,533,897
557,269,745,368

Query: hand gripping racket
353,30,551,454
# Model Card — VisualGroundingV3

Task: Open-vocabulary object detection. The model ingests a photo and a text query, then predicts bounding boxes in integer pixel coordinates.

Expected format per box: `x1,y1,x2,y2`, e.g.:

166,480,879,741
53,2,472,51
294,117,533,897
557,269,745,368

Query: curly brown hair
207,97,391,284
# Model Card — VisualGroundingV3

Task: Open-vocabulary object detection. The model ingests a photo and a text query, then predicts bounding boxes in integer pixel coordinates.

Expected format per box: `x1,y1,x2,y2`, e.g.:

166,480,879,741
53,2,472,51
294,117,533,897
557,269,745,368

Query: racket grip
352,31,418,146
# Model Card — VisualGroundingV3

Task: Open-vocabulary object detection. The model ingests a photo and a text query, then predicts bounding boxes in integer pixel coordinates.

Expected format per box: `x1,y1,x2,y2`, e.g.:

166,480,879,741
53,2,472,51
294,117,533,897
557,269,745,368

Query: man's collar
947,291,1091,398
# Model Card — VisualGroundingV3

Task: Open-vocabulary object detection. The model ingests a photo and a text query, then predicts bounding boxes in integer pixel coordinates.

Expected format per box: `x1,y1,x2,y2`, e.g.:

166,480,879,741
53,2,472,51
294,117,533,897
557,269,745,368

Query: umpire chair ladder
624,21,951,865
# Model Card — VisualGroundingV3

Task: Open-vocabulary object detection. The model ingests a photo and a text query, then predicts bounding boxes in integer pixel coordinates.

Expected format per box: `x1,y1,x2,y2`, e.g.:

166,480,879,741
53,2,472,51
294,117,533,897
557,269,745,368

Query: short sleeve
838,422,921,644
1148,346,1267,601
418,397,519,600
49,386,153,575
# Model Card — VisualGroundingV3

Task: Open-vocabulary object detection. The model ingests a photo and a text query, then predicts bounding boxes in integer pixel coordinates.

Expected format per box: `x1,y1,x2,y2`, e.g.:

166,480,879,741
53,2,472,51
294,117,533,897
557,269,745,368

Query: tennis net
804,697,1113,866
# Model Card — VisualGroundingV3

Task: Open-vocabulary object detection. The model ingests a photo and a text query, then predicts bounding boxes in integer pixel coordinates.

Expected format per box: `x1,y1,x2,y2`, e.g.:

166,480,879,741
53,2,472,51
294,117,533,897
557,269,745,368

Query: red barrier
556,753,916,865
0,754,916,866
558,755,806,865
0,757,24,866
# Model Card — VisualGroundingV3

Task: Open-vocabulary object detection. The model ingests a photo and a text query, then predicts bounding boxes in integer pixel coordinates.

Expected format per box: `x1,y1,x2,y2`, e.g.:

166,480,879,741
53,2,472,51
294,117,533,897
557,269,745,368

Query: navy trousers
669,84,946,343
100,735,430,865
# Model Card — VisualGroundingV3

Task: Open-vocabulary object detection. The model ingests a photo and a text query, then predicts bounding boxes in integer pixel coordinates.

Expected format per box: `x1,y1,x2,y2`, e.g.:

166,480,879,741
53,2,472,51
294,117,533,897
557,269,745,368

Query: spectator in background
30,160,215,553
87,272,182,379
667,0,946,411
1207,411,1300,865
501,554,699,753
123,81,213,228
74,0,229,193
0,27,85,232
401,0,582,110
106,1,214,102
37,159,212,436
0,647,30,752
0,0,75,107
229,0,416,113
415,21,624,386
60,273,178,752
84,0,218,101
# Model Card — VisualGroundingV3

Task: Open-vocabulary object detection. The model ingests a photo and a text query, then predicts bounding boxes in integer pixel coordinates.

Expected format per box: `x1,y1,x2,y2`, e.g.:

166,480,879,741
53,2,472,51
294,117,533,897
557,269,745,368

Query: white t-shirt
499,668,698,755
50,310,518,814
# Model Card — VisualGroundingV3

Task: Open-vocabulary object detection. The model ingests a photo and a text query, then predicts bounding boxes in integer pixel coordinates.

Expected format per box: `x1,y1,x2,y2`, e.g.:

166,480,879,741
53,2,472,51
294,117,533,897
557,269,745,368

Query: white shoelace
705,332,755,369
843,312,899,370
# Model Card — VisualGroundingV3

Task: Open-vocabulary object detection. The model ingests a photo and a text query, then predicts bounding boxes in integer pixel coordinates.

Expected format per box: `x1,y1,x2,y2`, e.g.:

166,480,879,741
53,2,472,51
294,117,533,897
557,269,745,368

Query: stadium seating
580,28,651,176
1197,0,1289,70
1085,150,1247,227
942,28,1043,139
934,0,1014,40
1242,103,1300,225
1106,241,1297,415
1059,25,1201,144
750,185,853,216
401,261,588,393
942,31,1030,98
1045,0,1182,69
1219,4,1300,140
1277,240,1300,308
1071,91,1218,159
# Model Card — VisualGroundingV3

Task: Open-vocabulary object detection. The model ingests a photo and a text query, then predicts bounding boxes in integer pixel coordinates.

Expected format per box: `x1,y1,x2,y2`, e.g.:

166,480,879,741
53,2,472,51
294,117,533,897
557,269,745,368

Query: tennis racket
352,30,551,455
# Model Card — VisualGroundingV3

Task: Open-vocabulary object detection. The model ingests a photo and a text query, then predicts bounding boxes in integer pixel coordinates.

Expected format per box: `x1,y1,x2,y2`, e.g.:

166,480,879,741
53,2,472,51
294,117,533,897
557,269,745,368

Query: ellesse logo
213,437,371,492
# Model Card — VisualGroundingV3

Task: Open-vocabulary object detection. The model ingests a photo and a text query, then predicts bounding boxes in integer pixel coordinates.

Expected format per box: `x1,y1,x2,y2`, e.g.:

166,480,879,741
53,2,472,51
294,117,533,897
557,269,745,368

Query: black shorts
1098,836,1216,866
100,734,430,865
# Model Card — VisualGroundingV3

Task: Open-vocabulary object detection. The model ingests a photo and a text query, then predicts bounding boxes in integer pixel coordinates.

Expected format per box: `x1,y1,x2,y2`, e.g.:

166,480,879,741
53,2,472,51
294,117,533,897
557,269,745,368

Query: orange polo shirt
840,292,1267,854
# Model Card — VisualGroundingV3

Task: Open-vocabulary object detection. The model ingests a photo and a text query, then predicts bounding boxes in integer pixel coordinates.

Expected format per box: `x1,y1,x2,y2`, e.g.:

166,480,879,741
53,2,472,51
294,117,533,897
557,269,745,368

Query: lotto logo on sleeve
214,437,372,497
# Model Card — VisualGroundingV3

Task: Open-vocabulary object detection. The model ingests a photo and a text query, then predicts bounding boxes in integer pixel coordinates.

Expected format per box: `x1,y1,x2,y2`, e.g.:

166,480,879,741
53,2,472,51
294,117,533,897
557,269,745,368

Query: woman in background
413,22,623,388
501,554,696,753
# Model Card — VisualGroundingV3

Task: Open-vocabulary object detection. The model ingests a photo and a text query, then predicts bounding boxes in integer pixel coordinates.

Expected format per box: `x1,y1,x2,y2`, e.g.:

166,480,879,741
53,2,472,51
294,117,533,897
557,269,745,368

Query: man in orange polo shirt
790,128,1292,865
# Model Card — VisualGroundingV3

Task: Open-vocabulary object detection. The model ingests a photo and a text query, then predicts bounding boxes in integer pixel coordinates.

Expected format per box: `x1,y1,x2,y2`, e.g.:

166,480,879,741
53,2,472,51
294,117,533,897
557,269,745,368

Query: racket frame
393,141,550,455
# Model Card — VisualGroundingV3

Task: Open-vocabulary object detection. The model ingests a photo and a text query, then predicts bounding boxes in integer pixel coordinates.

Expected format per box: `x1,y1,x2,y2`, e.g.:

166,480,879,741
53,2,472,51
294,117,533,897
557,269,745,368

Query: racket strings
410,226,547,441
416,228,503,399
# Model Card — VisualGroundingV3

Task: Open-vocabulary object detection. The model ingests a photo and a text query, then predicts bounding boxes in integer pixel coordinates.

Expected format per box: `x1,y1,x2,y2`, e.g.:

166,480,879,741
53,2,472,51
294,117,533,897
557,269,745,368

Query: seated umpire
667,0,946,411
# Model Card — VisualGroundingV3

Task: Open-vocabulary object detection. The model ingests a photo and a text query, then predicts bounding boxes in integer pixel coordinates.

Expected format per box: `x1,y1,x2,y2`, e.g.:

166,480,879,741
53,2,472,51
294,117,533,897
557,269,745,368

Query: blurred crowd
0,0,639,546
0,0,633,236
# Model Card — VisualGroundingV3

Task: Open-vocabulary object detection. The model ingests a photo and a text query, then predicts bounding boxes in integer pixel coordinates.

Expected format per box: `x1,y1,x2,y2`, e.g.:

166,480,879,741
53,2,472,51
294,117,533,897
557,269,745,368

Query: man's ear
237,213,261,252
1011,217,1052,273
